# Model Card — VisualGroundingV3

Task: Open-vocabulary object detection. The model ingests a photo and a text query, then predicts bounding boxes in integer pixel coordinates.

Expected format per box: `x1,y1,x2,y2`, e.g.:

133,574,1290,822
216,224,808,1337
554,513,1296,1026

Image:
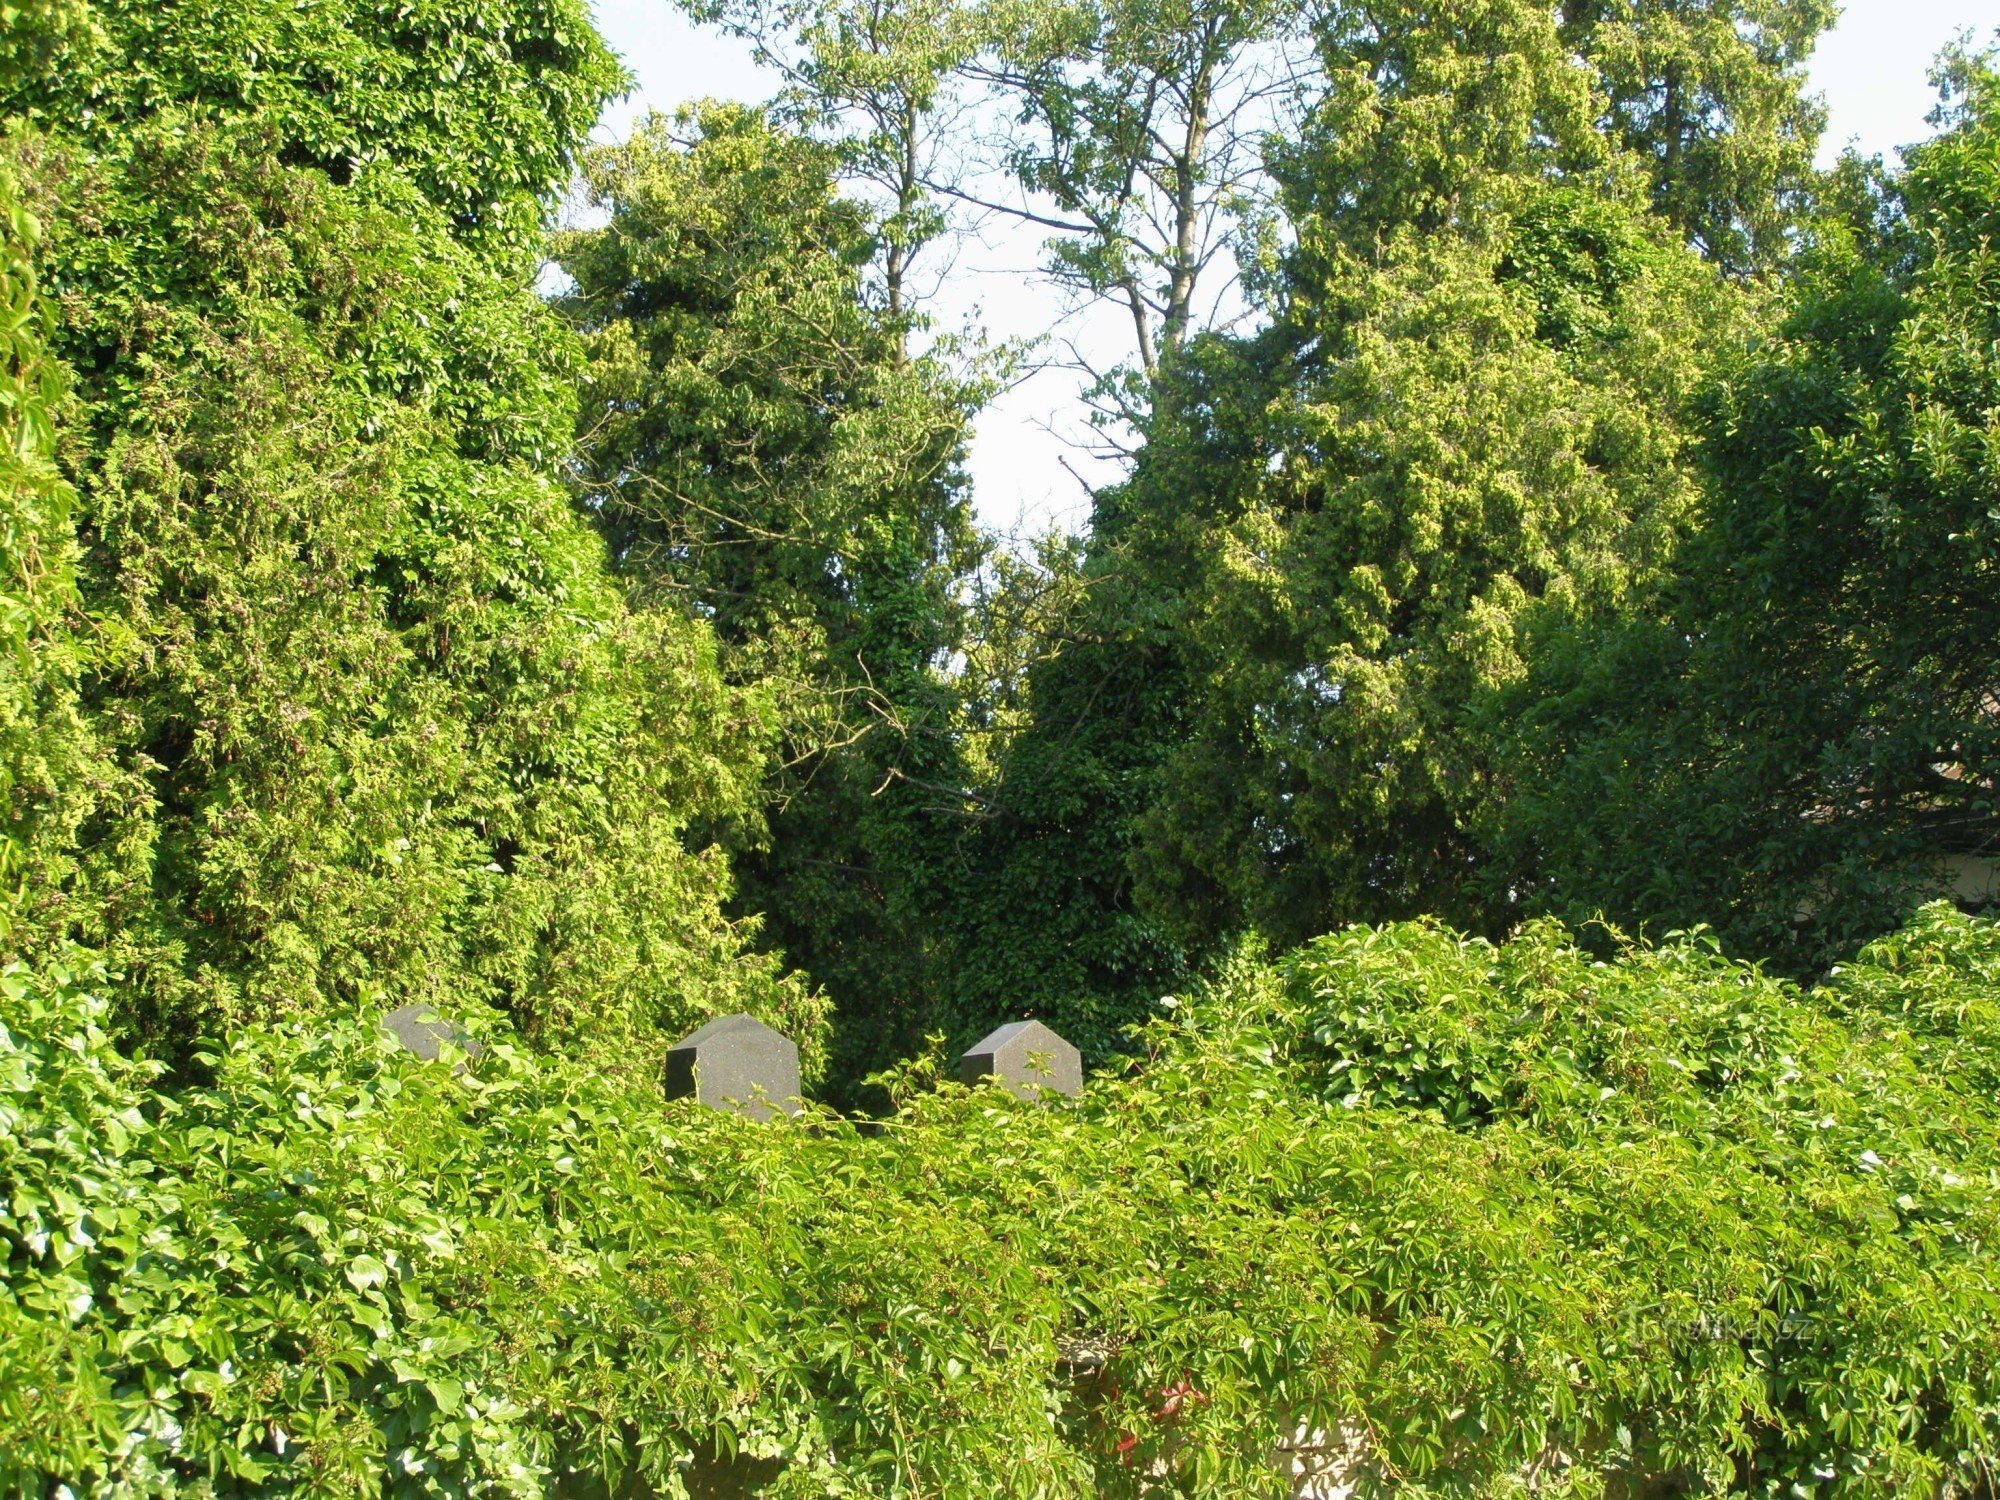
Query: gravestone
959,1019,1082,1099
664,1013,800,1121
380,1003,484,1062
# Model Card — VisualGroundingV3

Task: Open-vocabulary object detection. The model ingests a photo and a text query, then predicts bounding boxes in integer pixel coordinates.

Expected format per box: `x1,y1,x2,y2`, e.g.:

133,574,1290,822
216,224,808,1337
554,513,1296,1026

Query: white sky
584,0,2000,538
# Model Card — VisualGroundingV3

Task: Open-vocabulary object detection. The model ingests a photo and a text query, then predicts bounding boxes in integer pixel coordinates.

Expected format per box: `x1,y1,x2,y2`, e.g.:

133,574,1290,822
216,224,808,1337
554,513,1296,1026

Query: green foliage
0,180,66,656
1559,0,1835,273
5,4,1996,1492
1,0,624,260
558,105,984,1094
0,146,114,940
0,3,822,1062
1256,0,1827,289
1488,52,2000,970
556,105,979,656
0,168,81,869
929,0,1831,1054
1119,181,1742,953
678,0,980,317
1276,906,2000,1491
1830,899,2000,1095
926,579,1194,1063
0,0,93,97
1277,0,1609,265
5,906,1998,1496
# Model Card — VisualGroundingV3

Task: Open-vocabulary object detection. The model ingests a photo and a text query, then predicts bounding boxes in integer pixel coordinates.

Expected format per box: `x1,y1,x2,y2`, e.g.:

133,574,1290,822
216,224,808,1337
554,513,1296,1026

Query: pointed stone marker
380,1003,484,1062
959,1019,1082,1099
664,1013,800,1121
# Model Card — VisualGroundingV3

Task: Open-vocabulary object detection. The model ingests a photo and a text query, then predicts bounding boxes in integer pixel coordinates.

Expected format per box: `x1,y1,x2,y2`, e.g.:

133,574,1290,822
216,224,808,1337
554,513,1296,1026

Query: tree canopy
1488,50,2000,968
4,0,1999,1491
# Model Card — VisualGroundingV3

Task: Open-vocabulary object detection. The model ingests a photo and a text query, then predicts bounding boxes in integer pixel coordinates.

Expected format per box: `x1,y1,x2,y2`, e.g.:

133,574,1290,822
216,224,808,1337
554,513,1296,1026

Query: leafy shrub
1829,900,2000,1095
5,905,1997,1496
1279,908,2000,1490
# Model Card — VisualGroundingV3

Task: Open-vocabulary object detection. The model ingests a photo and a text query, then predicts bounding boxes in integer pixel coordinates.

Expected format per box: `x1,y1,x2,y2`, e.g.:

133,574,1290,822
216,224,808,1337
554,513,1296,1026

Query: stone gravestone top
380,1003,484,1062
959,1019,1083,1099
664,1013,800,1121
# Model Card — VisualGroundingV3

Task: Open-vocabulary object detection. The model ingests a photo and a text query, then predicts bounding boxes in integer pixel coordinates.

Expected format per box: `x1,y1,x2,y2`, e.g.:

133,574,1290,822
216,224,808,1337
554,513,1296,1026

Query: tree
960,0,1754,1006
0,0,824,1063
681,0,984,321
557,106,985,1092
677,0,1316,397
970,0,1313,388
1560,0,1835,274
1271,0,1608,270
1488,51,2000,967
925,529,1194,1063
1135,187,1742,949
1278,0,1830,281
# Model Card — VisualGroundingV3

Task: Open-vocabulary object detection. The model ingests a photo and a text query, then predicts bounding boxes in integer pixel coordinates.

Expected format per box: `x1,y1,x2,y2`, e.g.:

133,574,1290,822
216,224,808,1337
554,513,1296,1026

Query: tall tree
939,0,1783,1034
681,0,983,319
970,0,1314,387
924,524,1195,1062
1489,51,2000,966
1273,0,1608,264
558,106,985,1093
679,0,1315,394
1130,185,1741,948
1279,0,1831,282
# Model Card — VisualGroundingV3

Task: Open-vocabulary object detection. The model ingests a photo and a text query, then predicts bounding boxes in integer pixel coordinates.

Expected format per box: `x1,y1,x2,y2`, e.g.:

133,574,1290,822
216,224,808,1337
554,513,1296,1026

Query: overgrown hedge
0,0,824,1067
4,903,1998,1496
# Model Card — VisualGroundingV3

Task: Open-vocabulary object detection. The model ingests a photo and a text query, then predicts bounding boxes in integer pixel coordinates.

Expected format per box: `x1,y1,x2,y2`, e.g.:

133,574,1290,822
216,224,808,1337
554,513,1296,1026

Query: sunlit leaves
7,907,2000,1494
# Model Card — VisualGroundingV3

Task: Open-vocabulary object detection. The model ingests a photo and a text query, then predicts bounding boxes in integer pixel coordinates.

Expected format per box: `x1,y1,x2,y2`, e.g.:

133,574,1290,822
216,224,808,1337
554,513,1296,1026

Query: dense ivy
3,903,1996,1495
0,165,79,869
0,1,822,1061
0,144,113,938
1,0,622,260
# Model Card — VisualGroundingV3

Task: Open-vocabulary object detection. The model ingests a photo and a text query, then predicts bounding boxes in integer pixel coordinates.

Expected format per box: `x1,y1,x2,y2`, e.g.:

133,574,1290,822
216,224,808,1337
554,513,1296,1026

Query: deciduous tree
1489,52,2000,966
558,106,985,1090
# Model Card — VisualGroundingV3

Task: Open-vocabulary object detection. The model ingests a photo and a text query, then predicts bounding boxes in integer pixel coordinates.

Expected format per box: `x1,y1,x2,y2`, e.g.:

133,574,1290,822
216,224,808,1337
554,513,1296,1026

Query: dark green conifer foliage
1126,184,1741,951
952,0,1779,1029
926,529,1195,1063
0,1,824,1062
